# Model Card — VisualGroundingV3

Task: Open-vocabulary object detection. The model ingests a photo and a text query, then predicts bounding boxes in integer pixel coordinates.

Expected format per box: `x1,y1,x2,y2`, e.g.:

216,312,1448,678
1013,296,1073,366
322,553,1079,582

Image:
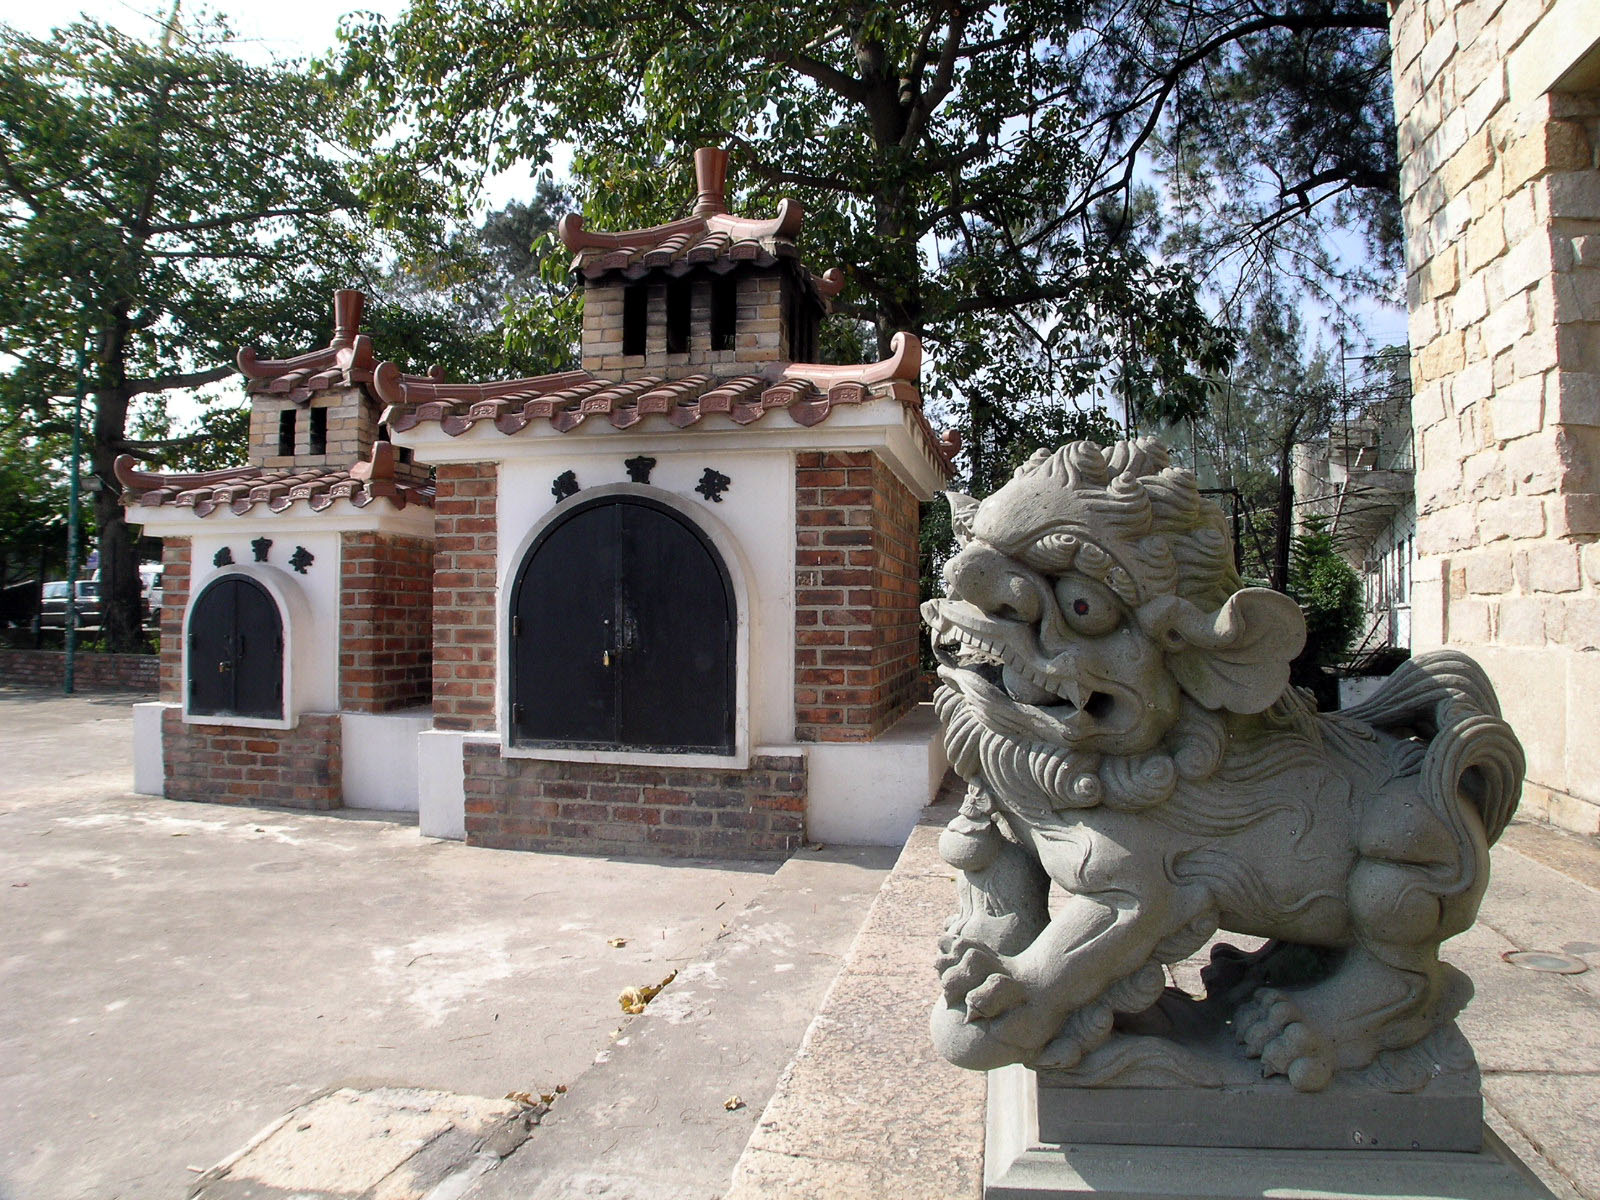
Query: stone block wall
462,744,805,858
794,451,923,742
0,650,158,691
158,536,191,703
339,531,433,712
433,462,498,731
162,707,341,810
1392,0,1600,832
581,273,787,379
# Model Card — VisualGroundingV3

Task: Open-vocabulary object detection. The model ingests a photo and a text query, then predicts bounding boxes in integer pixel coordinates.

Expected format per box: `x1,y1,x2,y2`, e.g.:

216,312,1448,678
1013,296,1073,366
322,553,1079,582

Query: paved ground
2,687,1597,1200
0,689,893,1200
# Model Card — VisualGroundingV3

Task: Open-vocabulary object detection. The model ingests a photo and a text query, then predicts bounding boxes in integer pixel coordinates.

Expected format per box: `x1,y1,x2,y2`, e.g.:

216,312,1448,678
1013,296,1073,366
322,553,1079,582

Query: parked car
141,564,163,627
38,579,101,629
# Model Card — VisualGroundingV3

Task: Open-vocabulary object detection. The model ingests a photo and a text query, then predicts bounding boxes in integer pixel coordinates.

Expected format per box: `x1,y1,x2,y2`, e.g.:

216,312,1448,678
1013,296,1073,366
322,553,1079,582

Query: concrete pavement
2,686,1597,1199
0,689,892,1199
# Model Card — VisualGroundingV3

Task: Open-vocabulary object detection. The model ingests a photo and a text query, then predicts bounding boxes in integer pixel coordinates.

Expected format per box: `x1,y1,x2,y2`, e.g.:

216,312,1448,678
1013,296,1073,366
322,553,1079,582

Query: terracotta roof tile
115,442,433,519
374,333,956,471
235,290,443,403
558,148,845,307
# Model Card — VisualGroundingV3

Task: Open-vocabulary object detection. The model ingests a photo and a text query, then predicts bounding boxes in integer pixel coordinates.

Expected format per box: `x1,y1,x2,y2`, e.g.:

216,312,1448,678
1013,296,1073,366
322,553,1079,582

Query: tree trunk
1271,424,1297,593
93,383,145,652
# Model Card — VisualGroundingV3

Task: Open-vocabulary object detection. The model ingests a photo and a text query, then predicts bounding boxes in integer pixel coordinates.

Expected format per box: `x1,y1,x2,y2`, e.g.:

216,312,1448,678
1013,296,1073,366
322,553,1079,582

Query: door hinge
512,702,525,725
512,614,522,637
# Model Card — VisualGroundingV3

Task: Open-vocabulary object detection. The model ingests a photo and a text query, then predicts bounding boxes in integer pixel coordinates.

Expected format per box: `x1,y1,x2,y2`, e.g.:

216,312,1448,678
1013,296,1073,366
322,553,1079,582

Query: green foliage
1159,6,1400,308
1288,516,1364,668
0,425,78,586
378,176,582,375
0,15,446,647
336,0,1301,462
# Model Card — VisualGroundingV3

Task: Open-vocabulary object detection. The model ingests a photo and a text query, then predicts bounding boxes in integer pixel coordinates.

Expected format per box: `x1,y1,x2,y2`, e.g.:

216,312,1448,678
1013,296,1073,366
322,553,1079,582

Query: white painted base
341,709,435,811
805,702,949,846
416,729,468,840
132,701,174,796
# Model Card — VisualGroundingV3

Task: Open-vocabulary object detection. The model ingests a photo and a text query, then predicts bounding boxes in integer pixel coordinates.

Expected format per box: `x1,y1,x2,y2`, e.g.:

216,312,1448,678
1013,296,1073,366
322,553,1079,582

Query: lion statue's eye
1056,576,1120,635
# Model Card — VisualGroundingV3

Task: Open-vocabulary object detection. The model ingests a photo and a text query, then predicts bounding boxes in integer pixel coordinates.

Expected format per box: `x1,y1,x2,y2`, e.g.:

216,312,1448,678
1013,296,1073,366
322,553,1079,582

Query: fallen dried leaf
618,969,678,1014
607,937,627,948
723,1096,744,1111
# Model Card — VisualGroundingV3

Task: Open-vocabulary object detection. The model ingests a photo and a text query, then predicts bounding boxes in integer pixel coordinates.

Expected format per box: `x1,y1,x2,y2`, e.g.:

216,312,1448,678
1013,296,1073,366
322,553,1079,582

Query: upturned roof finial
691,147,729,217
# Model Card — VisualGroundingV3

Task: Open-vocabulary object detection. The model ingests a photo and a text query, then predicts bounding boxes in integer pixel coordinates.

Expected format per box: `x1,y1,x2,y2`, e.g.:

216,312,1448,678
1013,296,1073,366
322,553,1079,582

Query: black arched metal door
188,576,284,719
511,497,735,753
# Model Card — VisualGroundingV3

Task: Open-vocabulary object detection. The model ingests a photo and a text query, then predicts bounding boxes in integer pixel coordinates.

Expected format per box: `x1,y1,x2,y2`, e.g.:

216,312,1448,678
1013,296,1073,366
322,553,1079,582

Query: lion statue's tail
1340,651,1525,856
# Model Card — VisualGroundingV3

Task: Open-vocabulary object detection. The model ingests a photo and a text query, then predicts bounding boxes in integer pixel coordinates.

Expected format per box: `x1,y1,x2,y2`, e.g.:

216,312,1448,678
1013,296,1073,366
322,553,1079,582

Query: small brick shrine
123,149,954,857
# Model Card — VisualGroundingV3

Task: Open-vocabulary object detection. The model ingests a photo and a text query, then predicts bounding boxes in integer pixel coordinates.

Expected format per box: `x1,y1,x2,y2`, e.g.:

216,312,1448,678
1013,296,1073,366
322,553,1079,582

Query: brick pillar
339,531,434,712
1391,0,1600,830
794,451,923,741
158,536,191,703
433,462,498,730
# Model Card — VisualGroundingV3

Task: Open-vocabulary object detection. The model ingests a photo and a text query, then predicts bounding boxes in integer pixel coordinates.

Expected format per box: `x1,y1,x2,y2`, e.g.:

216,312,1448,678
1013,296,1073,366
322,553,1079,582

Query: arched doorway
511,496,735,754
188,575,284,720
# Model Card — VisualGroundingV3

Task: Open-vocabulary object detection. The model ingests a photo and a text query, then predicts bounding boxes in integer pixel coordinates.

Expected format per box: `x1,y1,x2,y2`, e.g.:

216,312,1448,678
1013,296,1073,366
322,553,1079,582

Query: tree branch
123,364,236,397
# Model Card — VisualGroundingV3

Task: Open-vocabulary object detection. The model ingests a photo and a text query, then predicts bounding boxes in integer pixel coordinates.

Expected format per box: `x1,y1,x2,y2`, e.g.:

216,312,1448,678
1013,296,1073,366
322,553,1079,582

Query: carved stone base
986,1065,1556,1200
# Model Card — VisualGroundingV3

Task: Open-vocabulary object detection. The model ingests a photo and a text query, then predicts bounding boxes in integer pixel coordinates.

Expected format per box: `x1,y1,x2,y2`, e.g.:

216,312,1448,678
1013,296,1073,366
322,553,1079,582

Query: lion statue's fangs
923,438,1523,1093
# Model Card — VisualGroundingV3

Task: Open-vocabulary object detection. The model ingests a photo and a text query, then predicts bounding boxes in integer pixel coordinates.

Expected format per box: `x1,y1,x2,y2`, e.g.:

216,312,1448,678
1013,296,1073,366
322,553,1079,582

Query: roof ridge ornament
691,147,729,217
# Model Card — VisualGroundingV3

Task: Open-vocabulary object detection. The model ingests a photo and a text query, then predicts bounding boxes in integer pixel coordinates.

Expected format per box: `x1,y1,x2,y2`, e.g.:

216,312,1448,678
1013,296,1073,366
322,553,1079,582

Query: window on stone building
665,277,692,354
309,406,328,456
510,496,734,754
711,275,738,351
277,409,296,457
622,282,649,356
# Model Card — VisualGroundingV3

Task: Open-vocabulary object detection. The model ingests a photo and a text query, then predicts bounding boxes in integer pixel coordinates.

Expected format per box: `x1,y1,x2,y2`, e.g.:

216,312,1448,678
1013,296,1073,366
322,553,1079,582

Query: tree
1185,290,1341,590
343,4,1400,460
1157,3,1401,316
0,16,452,651
376,176,582,377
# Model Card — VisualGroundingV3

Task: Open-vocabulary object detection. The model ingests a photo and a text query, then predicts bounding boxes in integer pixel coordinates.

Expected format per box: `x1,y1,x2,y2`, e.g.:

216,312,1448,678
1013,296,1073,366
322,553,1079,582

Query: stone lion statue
923,438,1523,1093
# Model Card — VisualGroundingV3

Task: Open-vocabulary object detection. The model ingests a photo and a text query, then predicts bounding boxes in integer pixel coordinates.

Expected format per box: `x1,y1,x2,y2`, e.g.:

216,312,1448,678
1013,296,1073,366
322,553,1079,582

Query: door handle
603,650,612,667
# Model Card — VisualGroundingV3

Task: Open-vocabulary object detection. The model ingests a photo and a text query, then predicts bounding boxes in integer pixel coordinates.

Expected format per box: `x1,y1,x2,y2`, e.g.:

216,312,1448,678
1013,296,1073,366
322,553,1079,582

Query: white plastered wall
496,450,793,763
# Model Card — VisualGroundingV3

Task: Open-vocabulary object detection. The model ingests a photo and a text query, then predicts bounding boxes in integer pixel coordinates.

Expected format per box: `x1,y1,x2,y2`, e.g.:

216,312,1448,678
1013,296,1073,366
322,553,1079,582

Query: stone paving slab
190,1088,531,1200
726,795,986,1200
463,846,897,1200
0,689,778,1200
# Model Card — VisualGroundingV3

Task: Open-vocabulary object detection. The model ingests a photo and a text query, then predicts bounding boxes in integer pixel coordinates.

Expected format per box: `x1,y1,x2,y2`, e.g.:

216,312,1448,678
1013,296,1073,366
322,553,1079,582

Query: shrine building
120,148,955,858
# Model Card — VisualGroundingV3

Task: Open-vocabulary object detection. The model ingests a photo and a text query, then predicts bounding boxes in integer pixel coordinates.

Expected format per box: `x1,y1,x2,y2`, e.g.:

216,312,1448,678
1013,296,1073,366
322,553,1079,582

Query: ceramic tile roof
235,289,443,404
374,333,957,471
559,148,846,305
116,442,433,518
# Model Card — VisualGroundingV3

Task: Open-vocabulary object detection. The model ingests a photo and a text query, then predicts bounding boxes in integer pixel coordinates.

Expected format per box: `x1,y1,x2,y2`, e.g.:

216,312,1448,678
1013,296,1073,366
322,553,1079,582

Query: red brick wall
0,650,158,691
794,451,923,742
340,531,433,712
158,537,191,702
433,463,498,731
162,707,341,810
463,746,805,859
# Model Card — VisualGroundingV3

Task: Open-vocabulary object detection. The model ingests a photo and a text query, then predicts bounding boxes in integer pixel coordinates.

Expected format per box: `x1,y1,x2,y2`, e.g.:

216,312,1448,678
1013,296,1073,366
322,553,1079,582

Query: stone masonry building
1390,0,1600,833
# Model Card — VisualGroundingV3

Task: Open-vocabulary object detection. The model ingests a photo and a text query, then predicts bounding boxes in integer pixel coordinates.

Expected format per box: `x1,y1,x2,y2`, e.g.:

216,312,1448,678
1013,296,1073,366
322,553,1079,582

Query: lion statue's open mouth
922,437,1524,1096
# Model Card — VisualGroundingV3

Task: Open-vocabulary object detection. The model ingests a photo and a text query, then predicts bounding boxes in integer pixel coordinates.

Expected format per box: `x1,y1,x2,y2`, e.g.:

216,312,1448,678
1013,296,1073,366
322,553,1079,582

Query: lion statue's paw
1234,988,1338,1092
938,941,1028,1020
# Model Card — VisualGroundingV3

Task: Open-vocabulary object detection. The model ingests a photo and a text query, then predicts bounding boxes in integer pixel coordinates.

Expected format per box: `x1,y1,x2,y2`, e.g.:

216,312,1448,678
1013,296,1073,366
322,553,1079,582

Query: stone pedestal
985,1065,1556,1200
